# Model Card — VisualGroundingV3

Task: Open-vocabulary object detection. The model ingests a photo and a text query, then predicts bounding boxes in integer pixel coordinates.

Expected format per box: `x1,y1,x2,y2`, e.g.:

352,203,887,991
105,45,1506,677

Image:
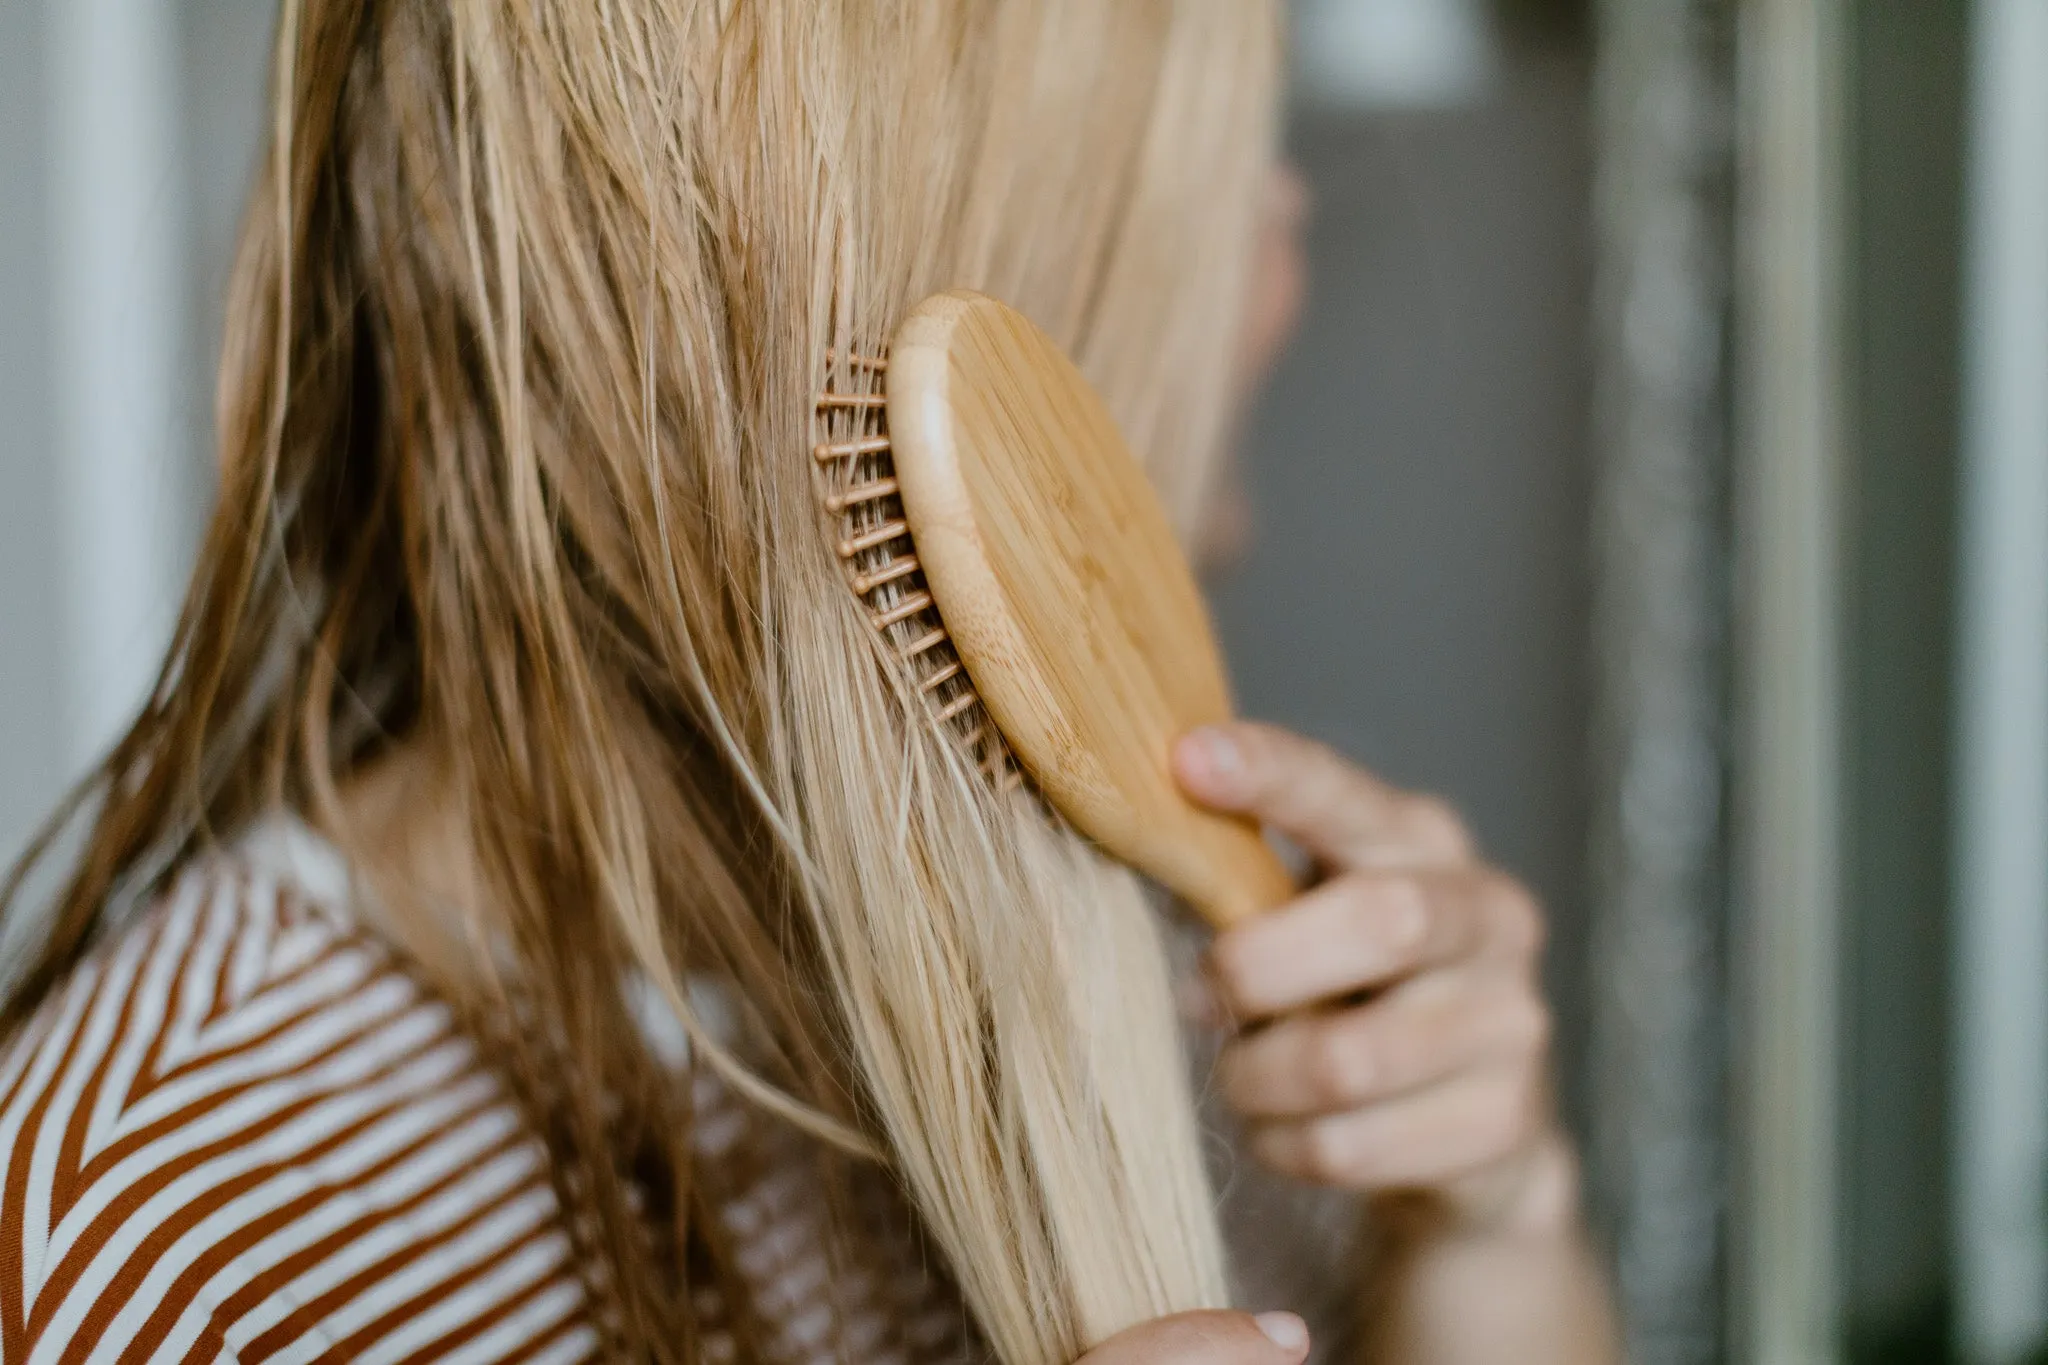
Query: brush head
883,291,1294,928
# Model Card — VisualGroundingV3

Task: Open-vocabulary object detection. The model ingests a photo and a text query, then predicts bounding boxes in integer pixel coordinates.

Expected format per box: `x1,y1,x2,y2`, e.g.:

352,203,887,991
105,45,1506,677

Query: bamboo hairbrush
814,290,1296,929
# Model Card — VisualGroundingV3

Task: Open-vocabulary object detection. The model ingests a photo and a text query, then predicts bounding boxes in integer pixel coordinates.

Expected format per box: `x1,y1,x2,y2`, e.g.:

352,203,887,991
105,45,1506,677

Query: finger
1077,1310,1311,1365
1208,867,1541,1019
1219,967,1552,1120
1173,722,1471,870
1247,1065,1548,1191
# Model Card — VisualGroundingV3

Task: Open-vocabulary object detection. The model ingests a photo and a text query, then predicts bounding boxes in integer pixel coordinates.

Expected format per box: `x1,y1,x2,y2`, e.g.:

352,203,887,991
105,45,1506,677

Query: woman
0,2,1618,1361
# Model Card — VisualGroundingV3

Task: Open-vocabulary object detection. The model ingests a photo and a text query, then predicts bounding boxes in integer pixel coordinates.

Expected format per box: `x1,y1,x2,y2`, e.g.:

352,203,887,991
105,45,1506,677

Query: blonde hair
3,2,1282,1360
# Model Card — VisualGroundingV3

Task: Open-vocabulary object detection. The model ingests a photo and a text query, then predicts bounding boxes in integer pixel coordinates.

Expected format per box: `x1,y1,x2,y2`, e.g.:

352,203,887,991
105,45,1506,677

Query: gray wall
180,0,277,412
0,1,66,871
0,0,272,878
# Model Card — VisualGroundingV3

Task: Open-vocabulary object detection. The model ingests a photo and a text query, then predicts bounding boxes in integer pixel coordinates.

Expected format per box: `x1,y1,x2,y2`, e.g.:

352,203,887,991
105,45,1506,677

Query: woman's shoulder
0,844,603,1363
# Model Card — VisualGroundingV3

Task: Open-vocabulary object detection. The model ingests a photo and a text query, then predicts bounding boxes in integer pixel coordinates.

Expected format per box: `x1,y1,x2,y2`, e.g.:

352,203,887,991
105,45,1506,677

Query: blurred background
0,0,2040,1361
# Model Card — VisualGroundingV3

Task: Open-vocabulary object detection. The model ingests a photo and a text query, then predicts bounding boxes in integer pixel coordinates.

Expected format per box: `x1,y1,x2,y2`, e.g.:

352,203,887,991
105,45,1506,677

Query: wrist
1375,1130,1587,1247
1478,1131,1585,1239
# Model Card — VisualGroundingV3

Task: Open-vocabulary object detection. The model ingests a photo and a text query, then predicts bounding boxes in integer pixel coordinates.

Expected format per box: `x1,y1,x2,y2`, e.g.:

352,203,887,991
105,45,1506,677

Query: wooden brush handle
1176,814,1299,930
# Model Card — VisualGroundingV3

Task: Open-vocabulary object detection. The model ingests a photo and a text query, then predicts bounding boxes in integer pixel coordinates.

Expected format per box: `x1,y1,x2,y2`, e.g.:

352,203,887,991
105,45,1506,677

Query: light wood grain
887,291,1296,928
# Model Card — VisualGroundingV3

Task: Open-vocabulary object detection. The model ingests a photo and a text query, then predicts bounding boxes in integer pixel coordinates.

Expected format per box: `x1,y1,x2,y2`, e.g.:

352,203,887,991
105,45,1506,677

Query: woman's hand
1173,722,1575,1236
1076,1312,1310,1365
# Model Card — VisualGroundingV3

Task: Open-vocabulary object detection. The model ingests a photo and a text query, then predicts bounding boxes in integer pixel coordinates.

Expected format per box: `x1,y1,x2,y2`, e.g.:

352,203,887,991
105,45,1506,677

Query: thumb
1077,1310,1311,1365
1174,721,1470,869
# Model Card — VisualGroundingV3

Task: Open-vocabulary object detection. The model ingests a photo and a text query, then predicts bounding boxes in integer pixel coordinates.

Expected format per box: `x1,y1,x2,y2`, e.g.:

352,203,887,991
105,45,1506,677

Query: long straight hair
2,2,1282,1360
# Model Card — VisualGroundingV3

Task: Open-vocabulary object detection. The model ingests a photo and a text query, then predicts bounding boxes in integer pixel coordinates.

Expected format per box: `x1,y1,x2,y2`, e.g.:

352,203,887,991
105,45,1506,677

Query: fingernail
1195,727,1243,781
1255,1312,1310,1353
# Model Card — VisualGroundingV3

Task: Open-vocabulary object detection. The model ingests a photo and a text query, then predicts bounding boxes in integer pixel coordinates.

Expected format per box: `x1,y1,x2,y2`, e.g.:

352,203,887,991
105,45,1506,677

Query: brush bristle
815,354,1018,786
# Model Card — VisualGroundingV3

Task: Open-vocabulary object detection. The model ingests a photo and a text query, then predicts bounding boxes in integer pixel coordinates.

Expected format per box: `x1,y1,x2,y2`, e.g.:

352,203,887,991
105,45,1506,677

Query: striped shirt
0,846,606,1363
0,824,973,1363
0,820,1360,1363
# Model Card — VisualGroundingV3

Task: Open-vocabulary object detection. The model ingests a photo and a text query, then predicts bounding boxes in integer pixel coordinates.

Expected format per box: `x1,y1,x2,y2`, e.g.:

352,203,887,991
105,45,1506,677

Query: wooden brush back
886,291,1294,928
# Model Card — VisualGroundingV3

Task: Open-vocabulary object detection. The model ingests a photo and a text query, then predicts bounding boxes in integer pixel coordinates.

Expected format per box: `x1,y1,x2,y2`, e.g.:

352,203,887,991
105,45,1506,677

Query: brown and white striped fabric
0,821,1360,1363
0,825,983,1364
0,851,607,1363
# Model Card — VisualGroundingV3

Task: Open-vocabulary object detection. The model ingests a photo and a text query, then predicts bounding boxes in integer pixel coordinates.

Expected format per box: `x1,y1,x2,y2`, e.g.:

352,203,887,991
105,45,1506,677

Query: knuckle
1364,1018,1415,1089
1345,875,1420,953
1503,1073,1548,1142
1308,1027,1372,1106
1406,794,1472,856
1480,1084,1533,1155
1515,997,1555,1057
1487,876,1547,956
1342,874,1427,958
1301,1121,1360,1184
1385,876,1433,946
